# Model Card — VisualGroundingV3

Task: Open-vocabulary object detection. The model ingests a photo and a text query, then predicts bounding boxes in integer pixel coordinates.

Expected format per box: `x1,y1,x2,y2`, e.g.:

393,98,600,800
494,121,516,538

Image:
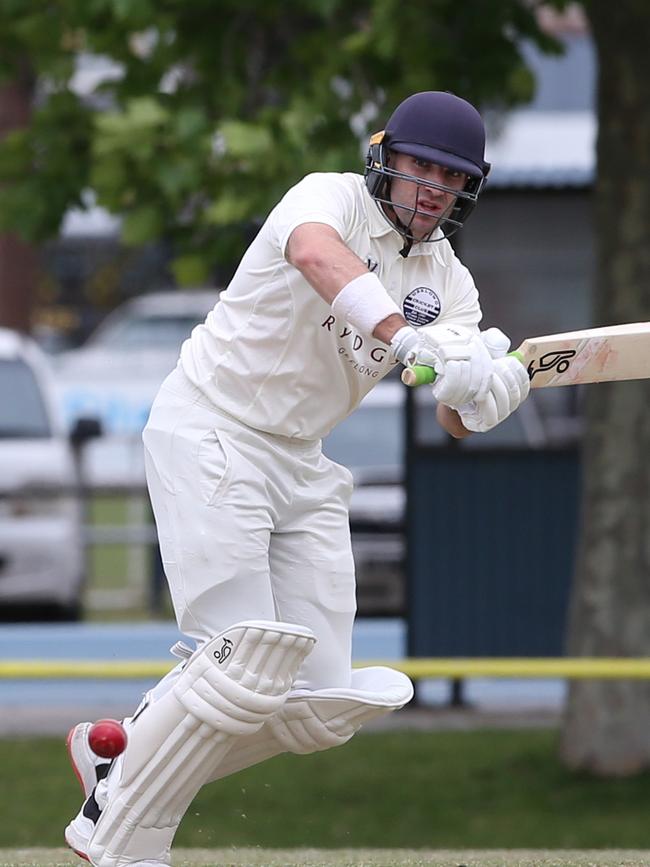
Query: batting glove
457,329,530,433
390,325,424,367
417,323,496,407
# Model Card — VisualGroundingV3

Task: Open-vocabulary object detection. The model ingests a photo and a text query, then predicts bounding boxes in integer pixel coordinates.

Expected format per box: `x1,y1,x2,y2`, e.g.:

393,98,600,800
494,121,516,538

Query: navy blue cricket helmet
365,91,491,243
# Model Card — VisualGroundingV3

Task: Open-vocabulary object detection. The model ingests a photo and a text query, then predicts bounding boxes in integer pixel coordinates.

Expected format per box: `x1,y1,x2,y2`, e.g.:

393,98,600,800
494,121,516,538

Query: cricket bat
401,322,650,388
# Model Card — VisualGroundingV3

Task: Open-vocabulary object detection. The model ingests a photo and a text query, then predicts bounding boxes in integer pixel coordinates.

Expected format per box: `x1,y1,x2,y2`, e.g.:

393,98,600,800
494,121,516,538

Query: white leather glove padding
390,326,422,367
458,355,530,433
417,323,495,407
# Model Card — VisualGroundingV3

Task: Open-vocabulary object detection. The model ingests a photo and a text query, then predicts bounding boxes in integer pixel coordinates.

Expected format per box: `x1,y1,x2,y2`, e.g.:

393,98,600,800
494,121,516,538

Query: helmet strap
381,198,415,257
384,185,443,257
399,239,413,258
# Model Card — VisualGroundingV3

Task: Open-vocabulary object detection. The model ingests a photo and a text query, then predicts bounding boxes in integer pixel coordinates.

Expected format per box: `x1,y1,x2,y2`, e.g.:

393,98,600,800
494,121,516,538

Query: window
0,359,51,438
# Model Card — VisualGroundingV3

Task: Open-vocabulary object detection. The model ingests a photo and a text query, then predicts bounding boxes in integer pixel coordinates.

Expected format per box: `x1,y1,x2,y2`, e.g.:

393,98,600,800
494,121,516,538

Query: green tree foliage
0,0,564,282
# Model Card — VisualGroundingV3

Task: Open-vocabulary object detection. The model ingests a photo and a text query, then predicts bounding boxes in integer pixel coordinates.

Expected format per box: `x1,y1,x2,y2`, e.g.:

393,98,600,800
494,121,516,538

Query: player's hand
392,323,496,407
457,353,530,433
390,326,428,367
415,323,495,407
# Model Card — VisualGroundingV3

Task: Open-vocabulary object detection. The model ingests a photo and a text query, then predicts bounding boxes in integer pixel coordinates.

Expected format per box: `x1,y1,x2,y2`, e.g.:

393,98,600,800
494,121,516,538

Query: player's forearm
287,223,408,342
372,313,409,344
286,223,369,303
436,403,471,438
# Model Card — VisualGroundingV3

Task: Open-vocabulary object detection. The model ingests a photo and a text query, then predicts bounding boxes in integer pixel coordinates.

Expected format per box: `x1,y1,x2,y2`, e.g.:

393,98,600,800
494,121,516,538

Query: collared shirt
180,172,482,440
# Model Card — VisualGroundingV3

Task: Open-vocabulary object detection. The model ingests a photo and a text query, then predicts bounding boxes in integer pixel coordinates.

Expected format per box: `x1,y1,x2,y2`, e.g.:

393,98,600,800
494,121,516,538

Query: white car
0,328,90,619
53,288,220,436
52,288,221,486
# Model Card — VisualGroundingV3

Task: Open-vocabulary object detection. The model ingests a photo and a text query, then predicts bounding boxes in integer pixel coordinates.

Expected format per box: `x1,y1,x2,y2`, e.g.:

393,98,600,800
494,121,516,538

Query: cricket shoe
65,722,114,862
65,787,170,867
65,723,168,866
67,722,114,797
64,772,114,863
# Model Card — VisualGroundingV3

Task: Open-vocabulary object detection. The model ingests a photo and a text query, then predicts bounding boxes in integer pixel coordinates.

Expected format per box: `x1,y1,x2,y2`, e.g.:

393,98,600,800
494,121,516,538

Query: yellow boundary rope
1,658,650,680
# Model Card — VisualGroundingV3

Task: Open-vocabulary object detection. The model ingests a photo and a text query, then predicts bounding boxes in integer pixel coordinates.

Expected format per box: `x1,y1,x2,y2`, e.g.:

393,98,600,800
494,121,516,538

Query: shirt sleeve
266,172,359,256
437,256,483,334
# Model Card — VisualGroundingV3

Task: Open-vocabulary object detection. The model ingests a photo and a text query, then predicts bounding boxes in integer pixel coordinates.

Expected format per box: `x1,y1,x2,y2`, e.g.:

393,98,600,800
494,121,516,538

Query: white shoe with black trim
65,722,115,862
67,722,113,798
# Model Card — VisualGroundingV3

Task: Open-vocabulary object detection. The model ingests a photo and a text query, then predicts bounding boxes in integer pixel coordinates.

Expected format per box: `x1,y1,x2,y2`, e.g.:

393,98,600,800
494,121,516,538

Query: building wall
458,188,595,344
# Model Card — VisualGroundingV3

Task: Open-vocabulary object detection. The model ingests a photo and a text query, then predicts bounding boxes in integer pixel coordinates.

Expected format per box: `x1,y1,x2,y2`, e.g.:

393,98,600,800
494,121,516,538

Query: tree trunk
0,69,37,333
559,0,650,776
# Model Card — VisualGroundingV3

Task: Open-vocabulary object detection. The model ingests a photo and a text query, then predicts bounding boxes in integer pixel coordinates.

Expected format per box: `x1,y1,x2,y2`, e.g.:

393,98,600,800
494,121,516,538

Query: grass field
1,848,650,866
4,730,650,852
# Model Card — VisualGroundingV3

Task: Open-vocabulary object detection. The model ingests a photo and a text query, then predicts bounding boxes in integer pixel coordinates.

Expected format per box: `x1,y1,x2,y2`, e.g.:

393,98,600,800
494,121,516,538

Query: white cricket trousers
142,366,357,691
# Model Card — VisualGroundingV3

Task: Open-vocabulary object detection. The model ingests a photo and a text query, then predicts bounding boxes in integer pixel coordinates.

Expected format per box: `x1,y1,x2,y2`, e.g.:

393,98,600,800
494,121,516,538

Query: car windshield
0,359,51,438
89,315,206,350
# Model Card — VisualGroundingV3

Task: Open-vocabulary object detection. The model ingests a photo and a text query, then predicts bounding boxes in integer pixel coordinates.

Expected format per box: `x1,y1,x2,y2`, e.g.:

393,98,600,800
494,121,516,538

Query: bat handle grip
401,365,436,387
401,350,526,388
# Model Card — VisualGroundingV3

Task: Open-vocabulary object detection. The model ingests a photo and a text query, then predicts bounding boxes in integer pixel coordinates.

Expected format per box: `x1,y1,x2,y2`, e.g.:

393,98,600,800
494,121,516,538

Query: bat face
520,322,650,388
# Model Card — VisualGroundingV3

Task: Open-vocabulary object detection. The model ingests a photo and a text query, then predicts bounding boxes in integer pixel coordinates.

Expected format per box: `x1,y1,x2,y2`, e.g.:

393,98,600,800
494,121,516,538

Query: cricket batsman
65,90,530,866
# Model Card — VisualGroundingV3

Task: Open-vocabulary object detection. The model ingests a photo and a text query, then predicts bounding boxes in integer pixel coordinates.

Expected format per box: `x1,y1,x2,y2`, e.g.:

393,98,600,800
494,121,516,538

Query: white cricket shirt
180,172,483,440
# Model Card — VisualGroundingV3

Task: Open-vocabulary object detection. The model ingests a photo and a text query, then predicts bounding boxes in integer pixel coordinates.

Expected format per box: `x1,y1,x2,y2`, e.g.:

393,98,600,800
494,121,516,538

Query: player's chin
411,213,441,238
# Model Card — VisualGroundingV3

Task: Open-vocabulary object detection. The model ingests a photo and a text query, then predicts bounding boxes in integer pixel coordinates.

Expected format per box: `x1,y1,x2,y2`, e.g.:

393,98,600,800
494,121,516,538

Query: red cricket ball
87,718,128,759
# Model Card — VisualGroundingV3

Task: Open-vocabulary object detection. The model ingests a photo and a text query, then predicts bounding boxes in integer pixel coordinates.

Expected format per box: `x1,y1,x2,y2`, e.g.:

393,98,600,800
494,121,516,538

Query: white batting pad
85,620,315,867
209,665,414,782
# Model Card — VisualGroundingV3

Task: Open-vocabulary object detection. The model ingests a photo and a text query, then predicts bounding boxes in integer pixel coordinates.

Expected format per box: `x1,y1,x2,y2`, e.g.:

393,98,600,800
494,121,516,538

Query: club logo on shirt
403,286,442,326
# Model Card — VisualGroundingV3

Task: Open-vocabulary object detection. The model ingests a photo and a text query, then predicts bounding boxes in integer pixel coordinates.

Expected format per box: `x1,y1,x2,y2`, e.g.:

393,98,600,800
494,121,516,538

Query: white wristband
330,272,401,337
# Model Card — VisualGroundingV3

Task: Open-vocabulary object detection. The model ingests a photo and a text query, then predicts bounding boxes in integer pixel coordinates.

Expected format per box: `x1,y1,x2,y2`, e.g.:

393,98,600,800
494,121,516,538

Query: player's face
386,152,467,239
